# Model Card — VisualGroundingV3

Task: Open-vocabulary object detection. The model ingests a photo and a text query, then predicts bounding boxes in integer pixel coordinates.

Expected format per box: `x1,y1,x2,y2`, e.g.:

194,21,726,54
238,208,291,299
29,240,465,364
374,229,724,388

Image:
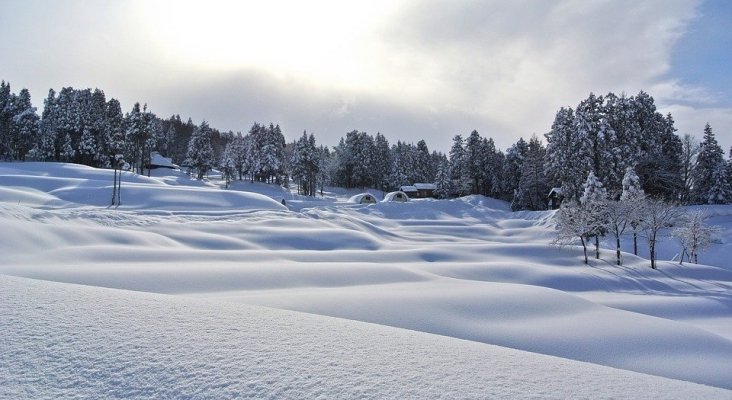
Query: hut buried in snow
147,151,179,170
399,185,418,198
383,191,409,202
348,193,378,204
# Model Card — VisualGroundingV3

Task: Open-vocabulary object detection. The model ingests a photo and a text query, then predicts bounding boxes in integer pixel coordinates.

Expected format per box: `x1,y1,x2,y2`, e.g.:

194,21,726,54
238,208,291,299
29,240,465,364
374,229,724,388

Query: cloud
6,0,729,154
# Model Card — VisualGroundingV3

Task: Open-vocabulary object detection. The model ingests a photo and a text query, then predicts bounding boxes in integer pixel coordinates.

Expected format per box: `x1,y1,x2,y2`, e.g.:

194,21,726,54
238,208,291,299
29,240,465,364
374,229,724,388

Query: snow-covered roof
347,193,378,204
400,185,418,192
548,187,563,196
383,191,409,202
414,183,436,190
149,152,179,168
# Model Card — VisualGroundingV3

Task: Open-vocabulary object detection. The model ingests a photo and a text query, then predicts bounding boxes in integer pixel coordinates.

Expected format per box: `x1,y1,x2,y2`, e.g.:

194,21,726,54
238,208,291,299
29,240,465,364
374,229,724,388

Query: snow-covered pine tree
544,107,575,193
465,130,483,194
579,171,609,259
185,121,215,179
707,161,732,204
514,135,548,211
574,93,615,193
503,137,527,206
368,133,390,190
679,134,700,205
125,102,146,173
414,139,433,184
347,131,374,189
291,131,319,196
220,141,237,188
434,159,452,199
53,87,79,163
7,88,40,161
479,137,499,197
603,92,641,198
316,145,332,196
640,113,683,200
29,89,58,161
387,141,411,191
104,98,125,165
0,81,11,159
691,123,726,204
620,166,646,256
449,134,466,185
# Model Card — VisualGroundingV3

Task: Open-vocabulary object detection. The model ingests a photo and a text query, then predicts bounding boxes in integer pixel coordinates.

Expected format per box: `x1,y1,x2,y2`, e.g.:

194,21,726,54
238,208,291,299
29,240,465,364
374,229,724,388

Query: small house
348,193,378,204
547,187,563,210
413,183,436,198
400,185,418,198
147,152,179,170
383,191,409,202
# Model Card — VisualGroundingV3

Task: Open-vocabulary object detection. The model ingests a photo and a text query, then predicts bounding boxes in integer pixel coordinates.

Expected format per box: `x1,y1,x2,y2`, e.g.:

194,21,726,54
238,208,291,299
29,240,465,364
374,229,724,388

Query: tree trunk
581,236,588,264
616,236,622,266
112,168,118,206
649,235,656,269
633,231,638,255
595,236,600,259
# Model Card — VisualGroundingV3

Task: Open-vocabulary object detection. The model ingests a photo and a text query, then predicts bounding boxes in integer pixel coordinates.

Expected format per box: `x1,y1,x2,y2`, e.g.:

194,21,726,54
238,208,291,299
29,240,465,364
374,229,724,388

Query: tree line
1,81,731,206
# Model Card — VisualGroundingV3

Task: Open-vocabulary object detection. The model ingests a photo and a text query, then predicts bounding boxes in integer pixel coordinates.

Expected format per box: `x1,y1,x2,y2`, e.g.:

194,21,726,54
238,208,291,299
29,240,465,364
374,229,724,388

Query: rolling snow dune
2,275,731,400
2,162,732,395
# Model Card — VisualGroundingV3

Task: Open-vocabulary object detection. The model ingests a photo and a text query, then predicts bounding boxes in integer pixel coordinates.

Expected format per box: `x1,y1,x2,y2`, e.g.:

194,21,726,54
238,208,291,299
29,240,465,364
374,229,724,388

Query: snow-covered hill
3,275,730,399
1,162,732,397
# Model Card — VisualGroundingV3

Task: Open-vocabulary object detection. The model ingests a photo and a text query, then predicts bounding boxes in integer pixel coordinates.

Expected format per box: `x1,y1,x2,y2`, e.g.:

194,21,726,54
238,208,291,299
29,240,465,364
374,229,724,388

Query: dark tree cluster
1,81,730,205
544,91,731,205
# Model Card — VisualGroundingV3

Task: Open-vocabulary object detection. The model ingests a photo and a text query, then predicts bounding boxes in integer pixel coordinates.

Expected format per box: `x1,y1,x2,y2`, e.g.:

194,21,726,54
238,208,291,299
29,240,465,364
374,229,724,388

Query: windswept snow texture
2,162,732,396
2,275,731,400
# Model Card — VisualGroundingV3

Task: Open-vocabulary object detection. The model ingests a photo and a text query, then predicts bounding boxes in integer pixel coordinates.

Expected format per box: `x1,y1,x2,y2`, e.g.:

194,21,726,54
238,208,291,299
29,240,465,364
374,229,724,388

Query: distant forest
1,80,731,208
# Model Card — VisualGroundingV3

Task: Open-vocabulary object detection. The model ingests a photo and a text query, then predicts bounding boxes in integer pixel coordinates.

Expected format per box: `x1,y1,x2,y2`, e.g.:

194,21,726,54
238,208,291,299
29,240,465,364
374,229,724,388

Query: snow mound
347,192,378,204
382,190,409,202
0,162,286,212
2,275,729,399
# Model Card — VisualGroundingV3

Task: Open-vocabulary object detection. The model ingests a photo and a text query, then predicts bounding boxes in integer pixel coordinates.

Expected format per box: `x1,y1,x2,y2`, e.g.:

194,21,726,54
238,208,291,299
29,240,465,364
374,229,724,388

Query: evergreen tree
679,134,700,205
691,123,726,204
125,102,147,173
388,141,418,191
503,137,527,205
0,81,11,159
291,131,319,196
465,130,483,194
480,137,500,197
434,159,452,199
6,88,40,160
30,89,58,161
450,135,472,195
220,141,237,188
186,121,215,179
514,135,548,210
316,145,332,196
371,133,392,190
414,139,433,183
707,161,732,204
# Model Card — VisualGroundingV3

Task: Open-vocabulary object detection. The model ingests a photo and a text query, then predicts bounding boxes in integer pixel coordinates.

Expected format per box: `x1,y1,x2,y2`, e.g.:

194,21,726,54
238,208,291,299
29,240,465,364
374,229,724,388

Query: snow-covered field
2,162,732,398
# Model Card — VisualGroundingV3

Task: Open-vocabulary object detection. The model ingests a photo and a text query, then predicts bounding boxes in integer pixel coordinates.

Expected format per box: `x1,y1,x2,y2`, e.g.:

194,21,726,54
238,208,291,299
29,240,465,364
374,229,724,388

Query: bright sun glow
138,0,396,89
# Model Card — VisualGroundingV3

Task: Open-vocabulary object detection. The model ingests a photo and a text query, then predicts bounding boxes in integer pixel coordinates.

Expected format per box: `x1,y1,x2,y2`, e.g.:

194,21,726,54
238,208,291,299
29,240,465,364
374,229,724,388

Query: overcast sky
1,0,730,153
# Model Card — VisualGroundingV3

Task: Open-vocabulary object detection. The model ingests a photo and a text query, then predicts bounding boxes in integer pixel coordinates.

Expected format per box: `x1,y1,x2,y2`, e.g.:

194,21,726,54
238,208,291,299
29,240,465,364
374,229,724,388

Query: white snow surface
2,275,730,400
2,162,732,397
